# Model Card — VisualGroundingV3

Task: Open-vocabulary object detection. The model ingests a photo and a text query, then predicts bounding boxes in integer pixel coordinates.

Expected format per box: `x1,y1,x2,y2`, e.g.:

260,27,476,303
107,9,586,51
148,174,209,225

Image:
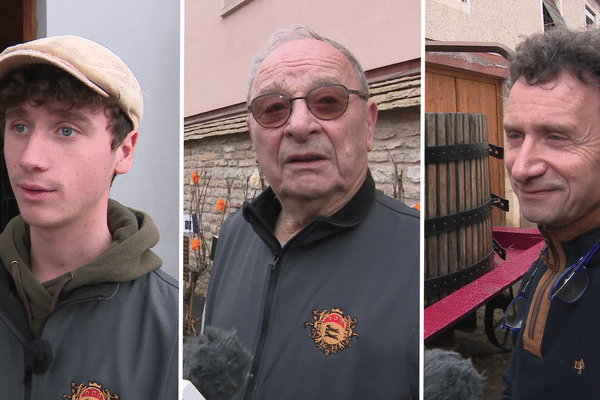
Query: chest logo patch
305,308,359,357
574,359,585,374
63,382,119,399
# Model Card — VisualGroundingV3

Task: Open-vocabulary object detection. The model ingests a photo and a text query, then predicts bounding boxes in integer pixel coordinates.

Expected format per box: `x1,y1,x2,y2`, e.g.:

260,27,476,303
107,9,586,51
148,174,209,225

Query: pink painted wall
185,0,421,117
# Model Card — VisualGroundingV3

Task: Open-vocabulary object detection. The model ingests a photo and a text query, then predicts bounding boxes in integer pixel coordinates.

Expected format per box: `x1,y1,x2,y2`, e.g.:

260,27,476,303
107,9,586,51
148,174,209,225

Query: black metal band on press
424,250,495,297
425,194,509,236
425,142,489,164
425,200,492,236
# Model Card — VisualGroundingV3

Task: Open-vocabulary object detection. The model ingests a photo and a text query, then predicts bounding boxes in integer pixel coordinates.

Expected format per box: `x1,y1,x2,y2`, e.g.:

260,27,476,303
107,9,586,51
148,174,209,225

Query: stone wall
369,107,420,205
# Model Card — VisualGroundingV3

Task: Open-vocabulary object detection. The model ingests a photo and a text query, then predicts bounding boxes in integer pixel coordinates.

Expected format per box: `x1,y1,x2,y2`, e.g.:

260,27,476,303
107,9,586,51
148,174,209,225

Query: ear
114,130,138,175
365,100,378,152
246,116,260,164
246,116,255,140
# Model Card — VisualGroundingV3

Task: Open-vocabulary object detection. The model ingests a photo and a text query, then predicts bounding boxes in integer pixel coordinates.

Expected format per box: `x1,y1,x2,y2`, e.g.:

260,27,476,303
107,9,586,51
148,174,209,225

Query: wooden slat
447,114,458,279
425,113,439,307
437,114,448,303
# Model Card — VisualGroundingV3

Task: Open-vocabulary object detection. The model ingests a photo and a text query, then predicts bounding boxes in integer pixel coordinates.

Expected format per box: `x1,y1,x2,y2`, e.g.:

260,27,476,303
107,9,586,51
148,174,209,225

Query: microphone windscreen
424,348,485,400
183,326,251,400
24,339,53,374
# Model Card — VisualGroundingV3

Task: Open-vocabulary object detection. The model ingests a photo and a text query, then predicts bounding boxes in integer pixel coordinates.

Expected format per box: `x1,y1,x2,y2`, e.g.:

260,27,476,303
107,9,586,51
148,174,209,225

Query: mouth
286,153,327,164
517,187,557,197
16,183,55,200
20,183,52,192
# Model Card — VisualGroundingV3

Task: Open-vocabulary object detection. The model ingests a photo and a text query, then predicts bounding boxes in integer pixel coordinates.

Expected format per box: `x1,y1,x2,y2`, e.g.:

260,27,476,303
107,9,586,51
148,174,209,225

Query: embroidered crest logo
305,308,359,356
63,382,119,400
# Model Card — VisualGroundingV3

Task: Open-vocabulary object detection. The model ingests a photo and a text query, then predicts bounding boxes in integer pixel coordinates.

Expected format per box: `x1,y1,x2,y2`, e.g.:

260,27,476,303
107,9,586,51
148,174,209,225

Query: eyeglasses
248,83,368,128
548,243,599,303
501,263,539,331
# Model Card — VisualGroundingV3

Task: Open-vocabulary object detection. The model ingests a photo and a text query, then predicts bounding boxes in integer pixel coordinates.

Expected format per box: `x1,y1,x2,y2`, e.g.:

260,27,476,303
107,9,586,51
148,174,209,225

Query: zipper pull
268,254,281,270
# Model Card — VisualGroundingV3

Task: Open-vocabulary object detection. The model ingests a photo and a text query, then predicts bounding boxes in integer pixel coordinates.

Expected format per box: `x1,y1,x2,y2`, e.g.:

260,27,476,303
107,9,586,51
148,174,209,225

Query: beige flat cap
0,35,143,130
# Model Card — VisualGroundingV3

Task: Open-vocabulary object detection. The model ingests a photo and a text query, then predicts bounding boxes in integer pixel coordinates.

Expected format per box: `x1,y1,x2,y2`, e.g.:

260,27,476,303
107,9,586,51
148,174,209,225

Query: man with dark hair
203,26,419,399
0,36,177,399
501,28,600,399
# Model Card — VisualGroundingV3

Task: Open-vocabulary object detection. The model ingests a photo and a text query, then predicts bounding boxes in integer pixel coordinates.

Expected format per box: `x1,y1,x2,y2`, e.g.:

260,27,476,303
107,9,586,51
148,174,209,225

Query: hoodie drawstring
12,261,34,332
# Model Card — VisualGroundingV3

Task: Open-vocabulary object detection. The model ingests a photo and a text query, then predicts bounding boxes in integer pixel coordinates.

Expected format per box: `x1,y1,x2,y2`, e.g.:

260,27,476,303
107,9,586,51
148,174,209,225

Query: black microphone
424,348,485,400
183,326,251,400
24,339,53,374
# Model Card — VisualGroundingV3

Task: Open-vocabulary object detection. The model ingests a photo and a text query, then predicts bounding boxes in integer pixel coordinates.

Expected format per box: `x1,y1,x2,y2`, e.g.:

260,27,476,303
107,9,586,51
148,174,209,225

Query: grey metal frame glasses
248,83,369,128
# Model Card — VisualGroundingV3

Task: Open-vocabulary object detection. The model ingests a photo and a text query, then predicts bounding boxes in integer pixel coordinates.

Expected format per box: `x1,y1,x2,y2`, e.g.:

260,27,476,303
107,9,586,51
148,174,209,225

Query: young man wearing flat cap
0,36,178,399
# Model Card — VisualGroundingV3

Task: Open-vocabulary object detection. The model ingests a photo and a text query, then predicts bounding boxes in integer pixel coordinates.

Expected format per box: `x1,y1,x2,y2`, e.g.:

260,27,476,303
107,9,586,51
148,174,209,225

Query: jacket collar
242,171,376,252
523,206,600,357
539,205,600,269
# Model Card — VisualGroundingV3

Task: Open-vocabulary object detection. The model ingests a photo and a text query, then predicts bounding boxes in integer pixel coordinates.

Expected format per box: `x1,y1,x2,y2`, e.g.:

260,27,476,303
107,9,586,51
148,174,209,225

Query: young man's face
3,100,136,230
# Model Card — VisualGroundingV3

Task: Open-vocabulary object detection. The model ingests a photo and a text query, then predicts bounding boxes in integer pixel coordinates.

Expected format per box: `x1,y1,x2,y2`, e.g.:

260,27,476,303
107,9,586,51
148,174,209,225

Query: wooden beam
23,0,37,41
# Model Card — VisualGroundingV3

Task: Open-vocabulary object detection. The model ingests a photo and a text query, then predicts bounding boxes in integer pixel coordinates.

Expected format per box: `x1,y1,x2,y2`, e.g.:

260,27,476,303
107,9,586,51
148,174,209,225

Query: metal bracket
493,238,507,261
491,194,509,212
489,144,504,159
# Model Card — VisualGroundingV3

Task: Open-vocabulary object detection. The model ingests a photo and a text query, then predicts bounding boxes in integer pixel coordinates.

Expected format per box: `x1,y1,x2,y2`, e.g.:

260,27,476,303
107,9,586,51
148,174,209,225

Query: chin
284,187,332,200
19,209,64,230
292,177,344,194
521,212,562,228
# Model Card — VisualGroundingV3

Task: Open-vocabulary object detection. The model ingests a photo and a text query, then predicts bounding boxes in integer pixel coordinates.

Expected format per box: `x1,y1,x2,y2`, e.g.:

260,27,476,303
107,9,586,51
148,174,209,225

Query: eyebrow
4,108,28,120
255,77,344,97
503,120,573,133
5,106,93,124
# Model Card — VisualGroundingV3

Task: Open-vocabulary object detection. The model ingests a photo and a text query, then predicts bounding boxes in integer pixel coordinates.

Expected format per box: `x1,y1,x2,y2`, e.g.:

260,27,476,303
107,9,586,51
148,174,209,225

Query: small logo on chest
305,308,359,357
574,359,585,374
63,382,119,399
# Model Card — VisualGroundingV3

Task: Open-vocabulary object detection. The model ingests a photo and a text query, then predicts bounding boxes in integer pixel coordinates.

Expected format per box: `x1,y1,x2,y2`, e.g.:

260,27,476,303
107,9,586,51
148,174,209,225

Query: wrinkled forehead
507,72,598,108
252,38,359,97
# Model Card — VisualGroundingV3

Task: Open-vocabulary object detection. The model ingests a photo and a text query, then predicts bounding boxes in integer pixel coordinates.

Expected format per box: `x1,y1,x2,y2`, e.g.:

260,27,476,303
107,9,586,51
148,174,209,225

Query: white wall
426,0,541,49
44,0,181,280
185,0,421,116
427,0,597,50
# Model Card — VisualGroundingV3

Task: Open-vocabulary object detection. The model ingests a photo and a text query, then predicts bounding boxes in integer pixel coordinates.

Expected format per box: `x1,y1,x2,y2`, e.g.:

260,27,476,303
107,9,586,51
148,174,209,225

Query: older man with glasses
500,28,600,400
201,26,419,400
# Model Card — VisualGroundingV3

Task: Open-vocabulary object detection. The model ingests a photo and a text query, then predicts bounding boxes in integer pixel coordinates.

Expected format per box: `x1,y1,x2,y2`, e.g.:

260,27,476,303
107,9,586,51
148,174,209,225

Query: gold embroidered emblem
574,359,585,374
63,382,120,400
305,308,359,356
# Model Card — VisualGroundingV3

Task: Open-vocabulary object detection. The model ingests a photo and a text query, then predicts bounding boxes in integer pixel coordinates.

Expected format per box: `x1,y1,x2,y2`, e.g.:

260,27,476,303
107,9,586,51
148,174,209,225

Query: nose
284,99,318,140
19,131,50,171
506,137,547,183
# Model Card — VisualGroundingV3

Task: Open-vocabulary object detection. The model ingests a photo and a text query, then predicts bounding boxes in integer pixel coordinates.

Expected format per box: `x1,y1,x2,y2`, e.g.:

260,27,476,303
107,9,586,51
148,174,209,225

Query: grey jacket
0,201,178,399
205,173,420,399
0,262,178,399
